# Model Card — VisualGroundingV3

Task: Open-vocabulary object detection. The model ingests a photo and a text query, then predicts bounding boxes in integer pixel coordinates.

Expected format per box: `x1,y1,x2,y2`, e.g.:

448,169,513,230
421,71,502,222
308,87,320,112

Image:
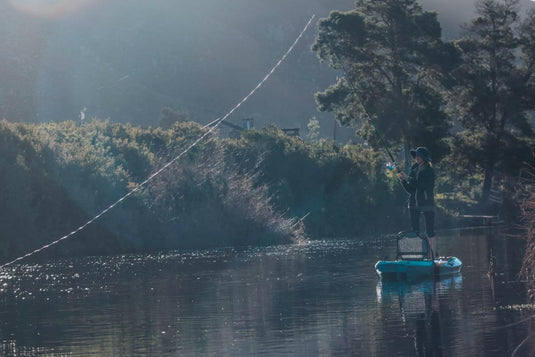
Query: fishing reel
386,162,396,171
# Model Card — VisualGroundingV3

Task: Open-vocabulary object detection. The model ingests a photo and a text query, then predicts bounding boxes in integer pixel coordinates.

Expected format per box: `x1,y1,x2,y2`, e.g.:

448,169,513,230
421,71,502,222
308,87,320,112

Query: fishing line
324,35,399,169
0,14,316,270
336,53,398,169
343,66,396,165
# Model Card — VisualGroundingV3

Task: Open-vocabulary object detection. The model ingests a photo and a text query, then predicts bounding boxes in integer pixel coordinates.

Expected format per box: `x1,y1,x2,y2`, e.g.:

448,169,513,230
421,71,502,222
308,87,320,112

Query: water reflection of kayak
376,275,463,302
376,275,463,319
375,257,462,280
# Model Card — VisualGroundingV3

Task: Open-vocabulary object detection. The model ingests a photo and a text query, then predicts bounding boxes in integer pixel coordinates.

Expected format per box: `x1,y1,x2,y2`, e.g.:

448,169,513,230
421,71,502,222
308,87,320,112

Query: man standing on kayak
398,147,436,258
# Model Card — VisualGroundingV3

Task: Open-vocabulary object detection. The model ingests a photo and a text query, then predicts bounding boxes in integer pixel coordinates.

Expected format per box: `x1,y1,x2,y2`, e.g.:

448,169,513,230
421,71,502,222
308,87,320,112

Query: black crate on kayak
396,232,428,261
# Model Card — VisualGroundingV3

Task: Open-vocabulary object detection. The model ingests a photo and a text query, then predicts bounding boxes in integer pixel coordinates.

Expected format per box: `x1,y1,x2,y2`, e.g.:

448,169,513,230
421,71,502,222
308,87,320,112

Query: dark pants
410,208,435,237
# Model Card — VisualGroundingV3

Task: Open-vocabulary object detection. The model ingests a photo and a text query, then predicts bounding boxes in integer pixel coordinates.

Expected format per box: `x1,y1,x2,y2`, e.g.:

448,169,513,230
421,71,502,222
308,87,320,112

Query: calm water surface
0,228,531,356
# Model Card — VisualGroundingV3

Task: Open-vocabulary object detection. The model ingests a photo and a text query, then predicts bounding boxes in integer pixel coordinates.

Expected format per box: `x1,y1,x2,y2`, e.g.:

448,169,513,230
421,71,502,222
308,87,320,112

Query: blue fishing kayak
375,256,462,280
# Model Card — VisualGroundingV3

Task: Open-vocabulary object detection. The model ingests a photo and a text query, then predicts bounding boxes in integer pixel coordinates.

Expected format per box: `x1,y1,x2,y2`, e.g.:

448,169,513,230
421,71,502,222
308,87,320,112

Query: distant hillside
1,0,534,139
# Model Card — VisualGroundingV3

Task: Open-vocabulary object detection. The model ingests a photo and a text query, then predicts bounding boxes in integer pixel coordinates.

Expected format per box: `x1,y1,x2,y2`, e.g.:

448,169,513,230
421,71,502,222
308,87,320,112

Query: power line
0,14,316,270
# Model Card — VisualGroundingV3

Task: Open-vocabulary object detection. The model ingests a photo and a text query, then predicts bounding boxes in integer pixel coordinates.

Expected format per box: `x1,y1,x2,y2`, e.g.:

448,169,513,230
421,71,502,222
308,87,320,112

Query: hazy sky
2,0,535,138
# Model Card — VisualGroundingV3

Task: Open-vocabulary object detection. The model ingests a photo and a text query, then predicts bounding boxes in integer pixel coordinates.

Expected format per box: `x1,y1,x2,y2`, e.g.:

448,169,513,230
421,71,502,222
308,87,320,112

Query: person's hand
398,172,407,180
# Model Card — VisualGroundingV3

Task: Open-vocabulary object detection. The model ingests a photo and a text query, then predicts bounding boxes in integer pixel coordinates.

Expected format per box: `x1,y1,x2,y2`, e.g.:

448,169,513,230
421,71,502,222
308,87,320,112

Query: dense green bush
226,126,407,237
0,120,307,262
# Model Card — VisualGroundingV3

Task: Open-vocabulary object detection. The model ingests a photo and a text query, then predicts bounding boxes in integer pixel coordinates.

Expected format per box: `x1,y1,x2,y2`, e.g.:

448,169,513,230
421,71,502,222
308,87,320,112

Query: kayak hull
375,257,462,280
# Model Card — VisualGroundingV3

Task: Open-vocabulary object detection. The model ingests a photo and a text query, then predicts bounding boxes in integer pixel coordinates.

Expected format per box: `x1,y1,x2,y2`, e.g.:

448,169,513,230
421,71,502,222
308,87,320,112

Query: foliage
312,0,458,163
4,118,418,261
146,137,302,248
0,120,309,262
306,116,320,144
446,0,535,202
0,120,128,262
226,126,406,237
0,119,415,261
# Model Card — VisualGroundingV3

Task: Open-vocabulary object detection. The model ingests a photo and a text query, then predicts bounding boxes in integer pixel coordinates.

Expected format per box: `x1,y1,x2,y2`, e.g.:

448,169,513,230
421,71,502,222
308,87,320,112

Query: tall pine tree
447,0,535,202
312,0,458,164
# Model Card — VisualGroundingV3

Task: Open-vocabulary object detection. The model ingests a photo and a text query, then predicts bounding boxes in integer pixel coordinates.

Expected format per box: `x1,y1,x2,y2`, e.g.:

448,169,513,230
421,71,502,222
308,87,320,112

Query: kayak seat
396,231,429,261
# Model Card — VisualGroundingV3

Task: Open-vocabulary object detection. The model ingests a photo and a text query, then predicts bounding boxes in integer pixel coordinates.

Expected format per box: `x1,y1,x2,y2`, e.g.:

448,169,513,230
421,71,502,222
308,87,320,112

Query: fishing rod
328,41,399,171
332,50,444,257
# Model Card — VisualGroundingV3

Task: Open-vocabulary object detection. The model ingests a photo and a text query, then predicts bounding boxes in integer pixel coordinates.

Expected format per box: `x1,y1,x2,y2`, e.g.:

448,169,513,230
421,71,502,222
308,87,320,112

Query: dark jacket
401,163,435,208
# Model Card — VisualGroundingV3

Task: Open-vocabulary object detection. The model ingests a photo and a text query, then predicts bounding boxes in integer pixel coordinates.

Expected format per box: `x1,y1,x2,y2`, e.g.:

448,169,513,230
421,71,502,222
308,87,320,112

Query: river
0,228,531,356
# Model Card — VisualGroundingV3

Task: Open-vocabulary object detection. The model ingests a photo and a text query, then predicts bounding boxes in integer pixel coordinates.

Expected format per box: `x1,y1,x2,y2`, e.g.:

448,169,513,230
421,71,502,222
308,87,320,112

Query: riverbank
0,120,403,262
0,119,523,264
0,120,299,262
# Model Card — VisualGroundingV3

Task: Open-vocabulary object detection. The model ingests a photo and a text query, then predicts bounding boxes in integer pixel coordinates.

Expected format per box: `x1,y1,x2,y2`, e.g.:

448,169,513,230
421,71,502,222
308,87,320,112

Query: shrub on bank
227,126,406,237
0,120,306,261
